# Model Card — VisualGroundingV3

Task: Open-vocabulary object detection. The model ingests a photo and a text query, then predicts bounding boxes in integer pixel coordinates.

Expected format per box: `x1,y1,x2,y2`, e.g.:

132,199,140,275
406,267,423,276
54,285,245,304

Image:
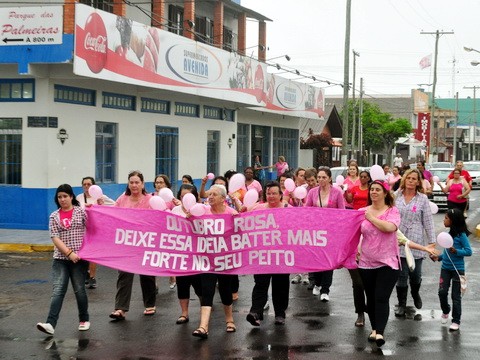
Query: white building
0,1,325,229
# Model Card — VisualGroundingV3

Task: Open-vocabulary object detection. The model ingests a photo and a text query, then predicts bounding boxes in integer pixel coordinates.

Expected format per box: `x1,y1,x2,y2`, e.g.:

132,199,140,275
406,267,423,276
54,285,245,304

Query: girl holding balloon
76,177,114,289
393,168,436,317
431,209,472,331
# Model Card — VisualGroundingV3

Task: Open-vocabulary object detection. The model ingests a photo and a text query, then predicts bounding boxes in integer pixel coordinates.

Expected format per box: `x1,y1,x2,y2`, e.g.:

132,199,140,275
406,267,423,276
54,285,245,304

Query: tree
300,129,333,149
342,100,412,162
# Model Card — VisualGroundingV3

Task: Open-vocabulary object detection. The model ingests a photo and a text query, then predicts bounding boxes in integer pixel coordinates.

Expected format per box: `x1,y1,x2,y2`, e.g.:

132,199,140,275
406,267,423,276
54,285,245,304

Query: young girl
37,184,89,335
431,208,472,331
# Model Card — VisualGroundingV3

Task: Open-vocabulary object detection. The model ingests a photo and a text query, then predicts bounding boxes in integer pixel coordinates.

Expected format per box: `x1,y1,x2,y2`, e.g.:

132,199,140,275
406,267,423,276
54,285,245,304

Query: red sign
416,112,430,149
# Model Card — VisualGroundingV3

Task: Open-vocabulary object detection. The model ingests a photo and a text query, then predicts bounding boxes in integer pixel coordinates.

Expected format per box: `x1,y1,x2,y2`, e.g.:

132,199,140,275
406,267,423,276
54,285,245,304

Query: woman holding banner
246,181,291,327
172,184,203,325
192,184,237,339
304,167,345,302
109,171,157,321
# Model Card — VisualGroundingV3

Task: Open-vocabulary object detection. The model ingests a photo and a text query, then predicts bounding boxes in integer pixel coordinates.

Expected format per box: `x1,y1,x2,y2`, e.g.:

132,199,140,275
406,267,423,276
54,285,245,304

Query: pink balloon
182,193,197,211
293,186,308,200
149,196,166,211
335,175,345,186
437,232,453,248
190,203,206,216
229,173,246,194
284,178,296,192
370,165,385,181
243,189,259,207
429,201,439,214
159,188,174,203
432,176,440,183
171,205,185,216
207,173,215,180
88,185,103,200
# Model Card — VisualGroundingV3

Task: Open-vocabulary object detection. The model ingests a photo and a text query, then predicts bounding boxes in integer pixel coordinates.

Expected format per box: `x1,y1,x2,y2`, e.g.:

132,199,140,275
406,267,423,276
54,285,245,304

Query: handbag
397,230,415,272
445,251,467,296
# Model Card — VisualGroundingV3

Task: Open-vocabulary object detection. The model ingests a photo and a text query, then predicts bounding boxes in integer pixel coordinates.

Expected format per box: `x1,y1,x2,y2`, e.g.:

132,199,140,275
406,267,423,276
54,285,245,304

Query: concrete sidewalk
0,228,52,252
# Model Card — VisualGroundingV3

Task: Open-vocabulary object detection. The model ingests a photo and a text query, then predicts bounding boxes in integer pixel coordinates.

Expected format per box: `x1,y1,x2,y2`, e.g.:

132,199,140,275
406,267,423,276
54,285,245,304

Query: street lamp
471,61,480,66
464,46,480,54
265,54,291,62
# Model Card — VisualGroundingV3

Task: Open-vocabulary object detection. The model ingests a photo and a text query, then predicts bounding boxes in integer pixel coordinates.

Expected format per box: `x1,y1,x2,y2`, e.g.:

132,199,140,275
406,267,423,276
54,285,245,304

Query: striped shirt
394,190,435,259
49,206,87,260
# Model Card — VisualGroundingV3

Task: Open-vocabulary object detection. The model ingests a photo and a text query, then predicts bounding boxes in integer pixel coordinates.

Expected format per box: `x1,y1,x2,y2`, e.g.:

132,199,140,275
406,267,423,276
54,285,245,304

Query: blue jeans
397,257,423,287
46,259,89,328
438,268,463,325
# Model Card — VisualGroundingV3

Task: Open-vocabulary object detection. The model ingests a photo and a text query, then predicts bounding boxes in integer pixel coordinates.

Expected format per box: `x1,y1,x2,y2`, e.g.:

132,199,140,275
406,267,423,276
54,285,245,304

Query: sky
240,0,480,100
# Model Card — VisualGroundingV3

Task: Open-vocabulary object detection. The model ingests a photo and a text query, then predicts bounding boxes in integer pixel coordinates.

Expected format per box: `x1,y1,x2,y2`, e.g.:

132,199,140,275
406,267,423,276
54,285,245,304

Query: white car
463,161,480,189
429,168,454,210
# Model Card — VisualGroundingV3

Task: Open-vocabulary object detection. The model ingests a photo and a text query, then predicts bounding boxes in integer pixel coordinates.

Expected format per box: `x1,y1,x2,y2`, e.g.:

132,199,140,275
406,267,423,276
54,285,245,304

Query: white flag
419,54,432,69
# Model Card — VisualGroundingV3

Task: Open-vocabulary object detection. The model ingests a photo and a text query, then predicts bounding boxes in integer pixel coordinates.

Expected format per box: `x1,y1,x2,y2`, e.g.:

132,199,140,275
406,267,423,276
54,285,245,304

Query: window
0,79,34,102
175,102,199,117
102,92,136,111
168,5,183,35
54,85,96,106
204,106,222,120
156,126,179,192
0,118,22,184
237,123,250,171
207,130,220,175
273,127,299,171
141,98,170,114
79,0,113,13
96,122,117,183
195,16,214,45
224,109,235,122
223,27,237,52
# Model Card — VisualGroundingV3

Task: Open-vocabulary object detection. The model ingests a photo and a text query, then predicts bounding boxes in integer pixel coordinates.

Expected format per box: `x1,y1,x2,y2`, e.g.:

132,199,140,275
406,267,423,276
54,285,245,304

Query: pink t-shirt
275,162,289,177
59,208,73,229
245,180,263,195
447,182,467,203
115,193,152,209
304,186,345,209
204,205,238,215
252,202,292,210
358,206,401,269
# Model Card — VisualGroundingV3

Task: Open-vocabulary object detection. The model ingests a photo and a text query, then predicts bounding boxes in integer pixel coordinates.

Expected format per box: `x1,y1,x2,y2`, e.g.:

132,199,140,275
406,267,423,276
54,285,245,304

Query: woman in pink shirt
244,166,263,197
305,167,345,301
274,156,289,177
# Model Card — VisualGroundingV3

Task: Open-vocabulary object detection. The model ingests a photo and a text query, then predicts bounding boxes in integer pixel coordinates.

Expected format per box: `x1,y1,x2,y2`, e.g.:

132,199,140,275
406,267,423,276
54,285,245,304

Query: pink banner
79,206,363,276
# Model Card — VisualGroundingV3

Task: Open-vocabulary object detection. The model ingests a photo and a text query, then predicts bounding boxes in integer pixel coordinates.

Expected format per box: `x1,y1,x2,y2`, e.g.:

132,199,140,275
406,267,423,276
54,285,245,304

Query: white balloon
284,178,296,192
190,203,206,216
432,176,440,183
437,232,453,248
88,185,103,200
229,173,246,194
429,201,439,214
335,175,345,186
159,188,174,203
182,193,197,211
293,186,308,199
171,205,185,216
149,196,167,210
243,189,259,207
370,165,385,181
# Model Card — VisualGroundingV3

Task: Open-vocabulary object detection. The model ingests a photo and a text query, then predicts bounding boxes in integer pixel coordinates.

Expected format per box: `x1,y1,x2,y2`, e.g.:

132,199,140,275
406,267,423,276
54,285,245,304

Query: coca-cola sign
83,12,107,73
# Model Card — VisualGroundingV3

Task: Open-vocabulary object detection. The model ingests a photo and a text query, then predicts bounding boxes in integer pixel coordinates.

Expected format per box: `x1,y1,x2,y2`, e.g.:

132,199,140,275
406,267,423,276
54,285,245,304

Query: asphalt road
1,193,480,360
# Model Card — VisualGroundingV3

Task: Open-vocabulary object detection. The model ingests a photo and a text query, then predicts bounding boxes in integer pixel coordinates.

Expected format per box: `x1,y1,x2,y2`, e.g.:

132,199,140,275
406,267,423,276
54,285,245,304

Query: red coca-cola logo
83,12,107,74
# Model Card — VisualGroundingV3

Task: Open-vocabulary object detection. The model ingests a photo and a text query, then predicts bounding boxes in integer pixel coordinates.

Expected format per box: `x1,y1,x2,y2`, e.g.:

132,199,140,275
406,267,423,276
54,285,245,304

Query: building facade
0,0,325,229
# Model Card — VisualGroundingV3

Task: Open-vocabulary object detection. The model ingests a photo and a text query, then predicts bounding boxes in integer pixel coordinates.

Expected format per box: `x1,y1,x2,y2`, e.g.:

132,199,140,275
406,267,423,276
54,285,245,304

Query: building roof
221,0,272,21
326,94,413,120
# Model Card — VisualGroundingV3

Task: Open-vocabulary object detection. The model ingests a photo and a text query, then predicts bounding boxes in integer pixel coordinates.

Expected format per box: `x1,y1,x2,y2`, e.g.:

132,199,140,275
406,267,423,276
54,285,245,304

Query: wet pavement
1,207,480,359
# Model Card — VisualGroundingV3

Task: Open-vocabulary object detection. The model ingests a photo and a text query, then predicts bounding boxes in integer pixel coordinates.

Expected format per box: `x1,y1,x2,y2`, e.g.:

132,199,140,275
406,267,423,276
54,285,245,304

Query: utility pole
454,92,458,162
342,0,351,166
359,77,364,165
420,30,454,163
351,50,360,154
464,86,478,160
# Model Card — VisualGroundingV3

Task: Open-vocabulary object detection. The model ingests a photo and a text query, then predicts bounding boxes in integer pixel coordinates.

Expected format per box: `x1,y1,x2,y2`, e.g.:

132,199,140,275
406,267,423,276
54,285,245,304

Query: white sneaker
78,321,90,331
449,323,460,331
441,313,449,324
312,285,321,296
37,322,54,335
320,293,330,302
263,302,270,311
291,274,302,284
301,274,310,285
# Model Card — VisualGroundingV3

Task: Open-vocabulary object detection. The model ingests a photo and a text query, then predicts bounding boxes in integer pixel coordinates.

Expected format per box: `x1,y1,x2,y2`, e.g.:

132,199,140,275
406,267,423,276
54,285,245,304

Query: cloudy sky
241,0,480,100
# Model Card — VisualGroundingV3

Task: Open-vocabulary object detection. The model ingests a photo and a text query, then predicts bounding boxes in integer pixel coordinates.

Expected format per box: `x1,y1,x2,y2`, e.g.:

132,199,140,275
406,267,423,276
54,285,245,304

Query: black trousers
249,274,290,318
359,266,399,335
176,274,202,300
313,270,333,293
199,273,233,307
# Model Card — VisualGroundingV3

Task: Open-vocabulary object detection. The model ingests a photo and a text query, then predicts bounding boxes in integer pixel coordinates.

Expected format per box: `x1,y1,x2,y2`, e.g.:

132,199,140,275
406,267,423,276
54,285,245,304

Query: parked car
329,166,370,182
463,161,480,189
428,167,454,210
429,162,453,169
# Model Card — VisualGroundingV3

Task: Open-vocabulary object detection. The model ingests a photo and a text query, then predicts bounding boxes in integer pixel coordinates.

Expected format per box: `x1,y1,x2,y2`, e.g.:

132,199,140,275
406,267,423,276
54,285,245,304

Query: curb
0,243,53,253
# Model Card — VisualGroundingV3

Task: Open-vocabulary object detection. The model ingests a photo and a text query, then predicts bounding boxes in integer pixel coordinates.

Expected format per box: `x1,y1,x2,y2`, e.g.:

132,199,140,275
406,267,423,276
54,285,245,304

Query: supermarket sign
0,6,63,46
